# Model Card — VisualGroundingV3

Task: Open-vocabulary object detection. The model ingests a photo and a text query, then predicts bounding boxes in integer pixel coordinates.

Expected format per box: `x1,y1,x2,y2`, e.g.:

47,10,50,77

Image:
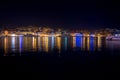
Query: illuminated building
4,30,8,36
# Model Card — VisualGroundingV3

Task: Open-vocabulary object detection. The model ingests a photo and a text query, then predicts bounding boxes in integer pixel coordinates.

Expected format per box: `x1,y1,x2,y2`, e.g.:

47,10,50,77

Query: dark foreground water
0,36,120,79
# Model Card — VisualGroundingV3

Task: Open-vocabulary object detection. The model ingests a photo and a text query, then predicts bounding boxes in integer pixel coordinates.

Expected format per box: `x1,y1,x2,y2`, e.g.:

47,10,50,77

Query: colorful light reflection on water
0,36,120,55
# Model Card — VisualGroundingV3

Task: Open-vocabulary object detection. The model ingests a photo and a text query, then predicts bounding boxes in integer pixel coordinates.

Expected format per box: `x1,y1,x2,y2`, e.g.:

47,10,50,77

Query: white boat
106,36,120,40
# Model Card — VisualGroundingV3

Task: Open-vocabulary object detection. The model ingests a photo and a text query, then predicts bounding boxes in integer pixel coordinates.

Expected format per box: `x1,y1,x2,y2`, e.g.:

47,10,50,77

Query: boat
106,35,120,41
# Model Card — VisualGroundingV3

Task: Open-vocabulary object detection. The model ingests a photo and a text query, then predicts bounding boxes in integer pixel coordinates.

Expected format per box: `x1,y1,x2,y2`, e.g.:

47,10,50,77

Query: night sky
0,0,120,29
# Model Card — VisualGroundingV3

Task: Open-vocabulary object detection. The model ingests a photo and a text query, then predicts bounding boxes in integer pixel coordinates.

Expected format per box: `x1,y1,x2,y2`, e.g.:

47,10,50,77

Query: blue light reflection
19,36,23,53
76,36,82,48
51,36,54,50
65,37,67,50
90,37,94,51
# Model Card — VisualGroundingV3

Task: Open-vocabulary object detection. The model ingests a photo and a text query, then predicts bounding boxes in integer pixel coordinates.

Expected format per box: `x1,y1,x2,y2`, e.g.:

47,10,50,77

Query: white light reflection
65,37,67,50
32,37,37,51
12,36,15,52
51,36,55,51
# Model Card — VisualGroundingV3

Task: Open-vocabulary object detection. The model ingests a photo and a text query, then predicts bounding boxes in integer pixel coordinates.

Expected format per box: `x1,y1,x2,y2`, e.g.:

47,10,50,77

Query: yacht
106,35,120,40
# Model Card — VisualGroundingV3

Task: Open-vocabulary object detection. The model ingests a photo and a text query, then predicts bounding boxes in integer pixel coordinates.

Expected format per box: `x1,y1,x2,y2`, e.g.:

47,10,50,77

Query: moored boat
106,36,120,41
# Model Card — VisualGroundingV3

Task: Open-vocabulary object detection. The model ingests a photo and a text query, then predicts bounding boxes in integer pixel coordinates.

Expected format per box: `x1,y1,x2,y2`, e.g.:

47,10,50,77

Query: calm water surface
1,36,120,77
0,36,120,56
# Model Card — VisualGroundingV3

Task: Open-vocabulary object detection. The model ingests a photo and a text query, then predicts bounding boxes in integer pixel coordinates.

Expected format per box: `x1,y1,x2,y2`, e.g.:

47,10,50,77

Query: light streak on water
73,37,76,48
76,36,82,49
89,36,94,51
4,37,8,55
38,37,41,51
65,37,67,50
44,37,49,52
82,37,86,50
97,36,101,51
32,37,37,51
57,37,61,53
1,36,118,55
51,36,55,51
12,36,15,51
19,36,23,54
87,37,90,51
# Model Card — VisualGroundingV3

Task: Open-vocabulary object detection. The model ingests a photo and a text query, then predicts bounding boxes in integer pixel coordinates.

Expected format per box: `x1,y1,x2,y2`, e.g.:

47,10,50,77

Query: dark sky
0,0,120,29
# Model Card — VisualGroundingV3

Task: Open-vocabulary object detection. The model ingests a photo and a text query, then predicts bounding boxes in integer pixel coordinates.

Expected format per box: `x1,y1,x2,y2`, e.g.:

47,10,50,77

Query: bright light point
11,34,16,36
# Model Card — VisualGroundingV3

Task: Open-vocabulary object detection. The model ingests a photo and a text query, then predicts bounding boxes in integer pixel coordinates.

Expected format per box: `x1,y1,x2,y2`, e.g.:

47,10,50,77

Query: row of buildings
0,26,62,37
0,26,120,37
